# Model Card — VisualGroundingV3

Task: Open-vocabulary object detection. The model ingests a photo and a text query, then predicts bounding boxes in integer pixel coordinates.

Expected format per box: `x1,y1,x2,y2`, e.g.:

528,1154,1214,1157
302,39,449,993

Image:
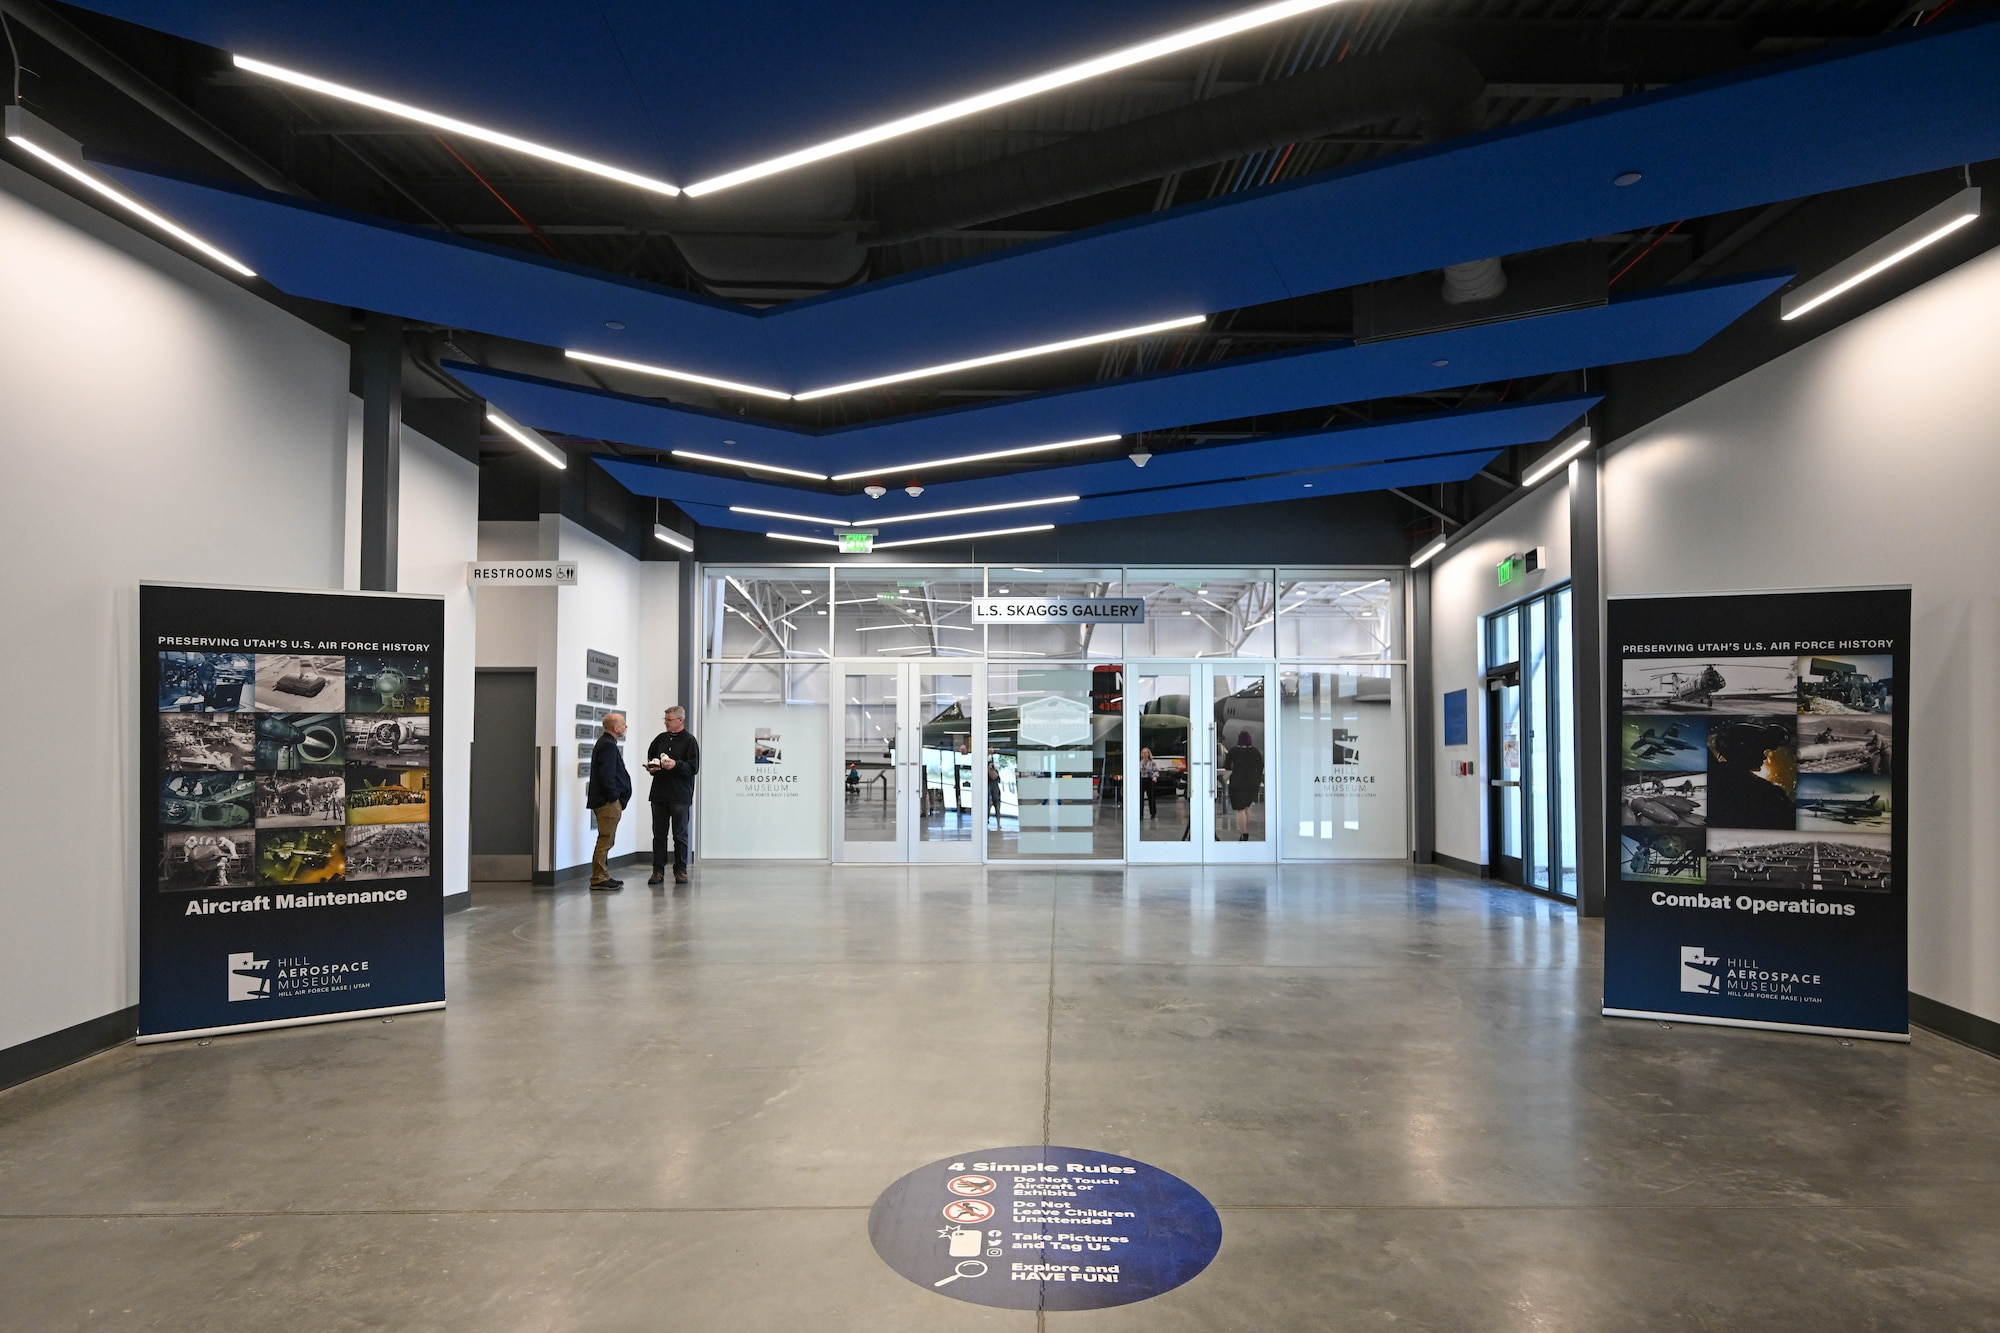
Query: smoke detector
905,484,924,497
864,484,887,498
1129,448,1152,468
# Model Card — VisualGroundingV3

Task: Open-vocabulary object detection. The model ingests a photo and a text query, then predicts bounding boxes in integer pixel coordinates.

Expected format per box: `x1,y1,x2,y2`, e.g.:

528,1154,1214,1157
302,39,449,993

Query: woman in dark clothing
1223,730,1263,841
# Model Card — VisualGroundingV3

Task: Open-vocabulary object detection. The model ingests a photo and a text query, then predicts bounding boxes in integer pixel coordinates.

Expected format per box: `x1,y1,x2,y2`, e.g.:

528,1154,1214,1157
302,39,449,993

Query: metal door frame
1124,660,1279,865
832,659,985,864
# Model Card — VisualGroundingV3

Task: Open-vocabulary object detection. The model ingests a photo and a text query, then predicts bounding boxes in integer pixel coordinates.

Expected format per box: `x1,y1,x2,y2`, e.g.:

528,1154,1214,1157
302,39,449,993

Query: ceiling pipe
872,41,1484,246
0,0,306,197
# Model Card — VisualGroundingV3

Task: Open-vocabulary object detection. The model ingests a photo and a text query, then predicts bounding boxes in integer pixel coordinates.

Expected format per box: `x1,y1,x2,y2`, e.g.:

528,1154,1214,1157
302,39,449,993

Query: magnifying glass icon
934,1260,988,1286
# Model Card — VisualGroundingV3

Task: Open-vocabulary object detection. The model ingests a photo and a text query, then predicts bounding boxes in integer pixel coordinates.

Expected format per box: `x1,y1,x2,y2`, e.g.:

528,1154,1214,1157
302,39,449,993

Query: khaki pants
590,800,622,882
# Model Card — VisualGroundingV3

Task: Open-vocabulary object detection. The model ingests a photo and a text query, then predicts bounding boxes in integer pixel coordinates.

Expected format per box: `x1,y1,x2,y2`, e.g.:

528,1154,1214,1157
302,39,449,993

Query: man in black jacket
645,705,700,884
586,712,631,890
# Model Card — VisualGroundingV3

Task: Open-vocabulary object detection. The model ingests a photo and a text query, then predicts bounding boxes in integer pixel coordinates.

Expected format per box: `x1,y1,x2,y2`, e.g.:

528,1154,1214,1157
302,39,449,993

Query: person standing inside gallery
1223,729,1264,841
586,712,631,890
645,705,700,884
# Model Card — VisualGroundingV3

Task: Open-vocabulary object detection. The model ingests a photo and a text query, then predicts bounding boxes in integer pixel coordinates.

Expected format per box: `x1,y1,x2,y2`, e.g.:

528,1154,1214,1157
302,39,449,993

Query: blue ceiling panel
73,2,1238,182
590,396,1595,520
660,448,1503,538
446,274,1773,479
91,15,2000,386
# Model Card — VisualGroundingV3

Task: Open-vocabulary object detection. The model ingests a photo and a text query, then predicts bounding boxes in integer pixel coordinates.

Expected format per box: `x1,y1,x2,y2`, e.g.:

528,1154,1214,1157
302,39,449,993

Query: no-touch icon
947,1173,997,1197
942,1198,995,1224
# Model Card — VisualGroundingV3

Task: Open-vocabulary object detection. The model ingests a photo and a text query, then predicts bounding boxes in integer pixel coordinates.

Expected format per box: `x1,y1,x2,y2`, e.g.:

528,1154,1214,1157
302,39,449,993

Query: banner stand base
1604,1007,1909,1043
137,1000,445,1045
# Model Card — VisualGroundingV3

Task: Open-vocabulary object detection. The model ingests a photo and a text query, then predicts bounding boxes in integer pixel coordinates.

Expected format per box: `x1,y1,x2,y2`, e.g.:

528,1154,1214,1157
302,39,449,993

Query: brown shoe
673,869,689,883
647,871,665,885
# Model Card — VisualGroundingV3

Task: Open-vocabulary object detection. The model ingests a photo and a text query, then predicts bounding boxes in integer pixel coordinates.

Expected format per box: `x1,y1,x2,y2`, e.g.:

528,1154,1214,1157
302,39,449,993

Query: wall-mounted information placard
140,584,446,1042
1603,586,1910,1040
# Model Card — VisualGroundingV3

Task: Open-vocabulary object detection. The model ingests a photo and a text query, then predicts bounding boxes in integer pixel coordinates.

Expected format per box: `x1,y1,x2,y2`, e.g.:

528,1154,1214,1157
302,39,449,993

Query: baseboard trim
1,1006,138,1093
1910,992,2000,1059
1433,851,1487,878
536,851,645,887
444,891,471,914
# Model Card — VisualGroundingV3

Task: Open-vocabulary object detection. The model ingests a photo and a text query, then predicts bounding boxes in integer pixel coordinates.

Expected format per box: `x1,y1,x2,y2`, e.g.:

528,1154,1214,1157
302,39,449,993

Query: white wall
390,429,479,902
0,162,350,1050
1429,477,1574,866
554,517,649,871
1603,242,2000,1024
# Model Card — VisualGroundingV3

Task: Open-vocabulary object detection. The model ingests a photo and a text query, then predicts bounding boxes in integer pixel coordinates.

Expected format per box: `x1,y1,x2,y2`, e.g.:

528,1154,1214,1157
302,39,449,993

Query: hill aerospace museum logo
1679,946,1722,994
226,950,372,1002
1678,945,1823,1003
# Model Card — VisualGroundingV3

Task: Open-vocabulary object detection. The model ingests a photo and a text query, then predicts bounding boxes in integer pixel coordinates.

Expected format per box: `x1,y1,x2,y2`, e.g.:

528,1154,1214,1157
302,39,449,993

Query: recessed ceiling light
566,348,791,400
831,435,1119,482
792,316,1205,400
681,0,1355,196
673,449,828,481
1613,171,1643,187
5,108,256,278
604,320,625,330
1431,358,1450,368
231,55,683,196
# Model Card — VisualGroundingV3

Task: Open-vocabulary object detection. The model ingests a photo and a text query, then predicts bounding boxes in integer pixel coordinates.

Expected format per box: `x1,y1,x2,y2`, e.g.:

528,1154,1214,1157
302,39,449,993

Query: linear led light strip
567,315,1200,404
485,409,568,469
729,496,1077,527
566,349,792,401
790,316,1204,400
232,56,683,197
670,449,828,481
683,0,1351,195
1780,187,1981,321
5,109,256,277
829,434,1119,481
767,524,1054,549
1521,429,1591,488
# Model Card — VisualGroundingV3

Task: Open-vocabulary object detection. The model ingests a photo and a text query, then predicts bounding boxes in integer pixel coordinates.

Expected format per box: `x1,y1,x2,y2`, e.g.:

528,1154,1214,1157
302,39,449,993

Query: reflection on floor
6,863,2000,1328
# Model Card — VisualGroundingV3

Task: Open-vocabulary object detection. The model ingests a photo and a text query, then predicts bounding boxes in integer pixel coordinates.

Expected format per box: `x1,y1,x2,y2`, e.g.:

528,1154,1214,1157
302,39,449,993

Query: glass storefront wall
700,566,1407,864
700,661,830,858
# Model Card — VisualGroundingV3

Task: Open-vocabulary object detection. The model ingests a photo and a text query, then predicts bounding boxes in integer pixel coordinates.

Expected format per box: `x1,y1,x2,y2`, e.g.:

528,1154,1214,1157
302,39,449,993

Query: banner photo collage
140,584,447,1040
1603,587,1910,1039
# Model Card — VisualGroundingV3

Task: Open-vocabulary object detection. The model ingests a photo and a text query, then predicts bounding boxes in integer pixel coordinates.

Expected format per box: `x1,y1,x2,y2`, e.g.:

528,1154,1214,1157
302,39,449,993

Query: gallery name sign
971,597,1146,624
467,561,578,586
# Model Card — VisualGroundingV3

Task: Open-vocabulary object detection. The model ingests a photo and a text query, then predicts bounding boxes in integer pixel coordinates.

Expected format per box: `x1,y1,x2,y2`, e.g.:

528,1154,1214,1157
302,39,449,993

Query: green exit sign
838,531,875,554
1496,556,1519,586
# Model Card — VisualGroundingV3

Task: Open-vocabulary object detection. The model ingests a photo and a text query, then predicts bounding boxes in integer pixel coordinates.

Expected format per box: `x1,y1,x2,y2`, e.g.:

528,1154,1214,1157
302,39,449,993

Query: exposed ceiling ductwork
871,41,1485,246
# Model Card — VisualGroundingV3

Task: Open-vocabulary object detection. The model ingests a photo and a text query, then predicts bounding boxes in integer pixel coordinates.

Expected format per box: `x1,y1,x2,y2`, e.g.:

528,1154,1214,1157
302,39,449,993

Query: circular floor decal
869,1145,1222,1310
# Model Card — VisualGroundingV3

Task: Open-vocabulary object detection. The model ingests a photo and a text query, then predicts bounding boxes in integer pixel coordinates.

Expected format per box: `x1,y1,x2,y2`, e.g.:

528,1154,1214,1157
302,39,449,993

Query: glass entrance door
1125,663,1277,863
835,662,981,863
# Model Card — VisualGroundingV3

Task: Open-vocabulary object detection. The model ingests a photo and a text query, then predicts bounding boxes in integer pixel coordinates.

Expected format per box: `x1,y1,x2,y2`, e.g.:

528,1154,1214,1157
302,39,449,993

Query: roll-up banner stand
1603,587,1910,1041
139,584,447,1042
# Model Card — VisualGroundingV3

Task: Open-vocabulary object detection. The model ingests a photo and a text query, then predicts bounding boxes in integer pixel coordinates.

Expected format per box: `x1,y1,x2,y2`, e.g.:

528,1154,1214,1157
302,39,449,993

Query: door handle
1491,779,1520,788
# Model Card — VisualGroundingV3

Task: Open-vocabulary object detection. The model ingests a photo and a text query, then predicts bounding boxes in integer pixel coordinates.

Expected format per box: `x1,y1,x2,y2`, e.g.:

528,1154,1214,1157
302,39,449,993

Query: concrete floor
4,863,2000,1329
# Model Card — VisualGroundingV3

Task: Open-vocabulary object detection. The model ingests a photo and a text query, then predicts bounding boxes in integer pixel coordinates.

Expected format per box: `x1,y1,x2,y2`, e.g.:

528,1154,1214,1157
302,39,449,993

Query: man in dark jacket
645,705,700,884
586,712,632,889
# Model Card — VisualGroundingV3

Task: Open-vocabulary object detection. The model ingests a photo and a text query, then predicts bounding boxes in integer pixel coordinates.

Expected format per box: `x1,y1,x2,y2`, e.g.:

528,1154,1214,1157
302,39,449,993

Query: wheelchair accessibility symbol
942,1198,995,1224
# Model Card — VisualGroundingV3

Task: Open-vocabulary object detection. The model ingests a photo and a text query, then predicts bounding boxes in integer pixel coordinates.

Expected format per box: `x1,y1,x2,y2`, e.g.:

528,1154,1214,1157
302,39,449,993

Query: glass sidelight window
1484,587,1577,898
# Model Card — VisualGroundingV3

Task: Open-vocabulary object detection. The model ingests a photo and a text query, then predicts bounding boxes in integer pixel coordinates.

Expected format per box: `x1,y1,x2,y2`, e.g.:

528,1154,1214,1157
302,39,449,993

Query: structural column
1410,563,1436,865
357,311,402,592
1569,448,1607,916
